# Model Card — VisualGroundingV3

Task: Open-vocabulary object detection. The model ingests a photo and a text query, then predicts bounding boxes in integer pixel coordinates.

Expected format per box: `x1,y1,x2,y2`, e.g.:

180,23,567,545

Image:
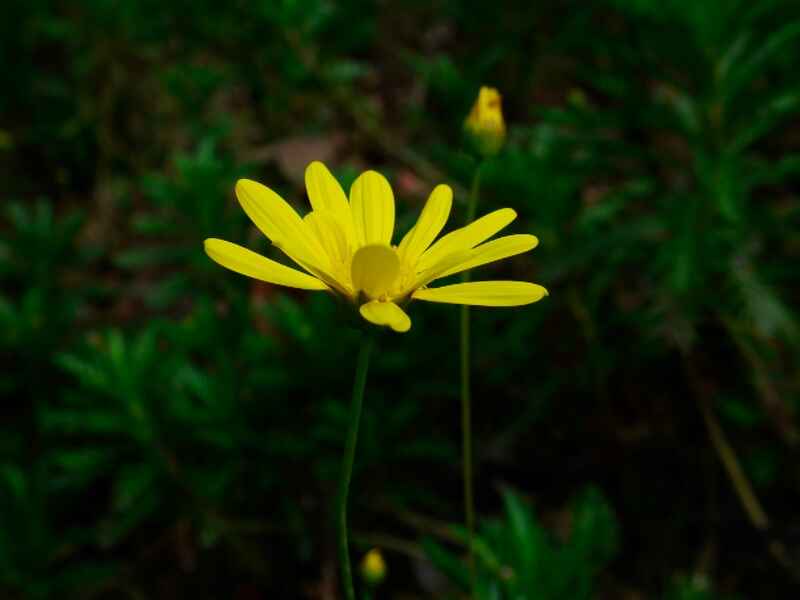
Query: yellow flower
204,161,547,333
464,86,506,156
360,548,387,585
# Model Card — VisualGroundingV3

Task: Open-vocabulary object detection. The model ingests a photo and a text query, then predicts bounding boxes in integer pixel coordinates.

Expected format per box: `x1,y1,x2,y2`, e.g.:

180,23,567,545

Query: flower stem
338,334,375,600
460,163,483,598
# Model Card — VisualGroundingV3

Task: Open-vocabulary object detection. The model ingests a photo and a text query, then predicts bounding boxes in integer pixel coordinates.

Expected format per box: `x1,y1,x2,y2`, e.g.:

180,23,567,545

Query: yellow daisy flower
204,161,547,333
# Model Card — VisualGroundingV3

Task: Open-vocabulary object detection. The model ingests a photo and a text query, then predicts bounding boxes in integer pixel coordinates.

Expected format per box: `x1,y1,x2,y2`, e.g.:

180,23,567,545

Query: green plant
425,487,618,599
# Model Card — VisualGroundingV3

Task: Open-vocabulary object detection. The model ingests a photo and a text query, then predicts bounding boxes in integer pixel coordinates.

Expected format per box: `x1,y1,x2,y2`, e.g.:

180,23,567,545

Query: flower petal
435,234,539,280
305,161,350,216
412,280,548,306
235,179,330,271
304,161,354,244
304,210,350,268
407,248,472,293
204,239,328,290
359,300,411,332
351,244,400,299
350,170,395,247
417,208,516,272
397,184,453,267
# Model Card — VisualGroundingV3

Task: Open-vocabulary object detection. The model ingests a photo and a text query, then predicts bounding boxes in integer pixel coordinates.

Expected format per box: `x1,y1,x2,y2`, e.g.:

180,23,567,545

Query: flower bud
360,548,387,586
464,86,506,156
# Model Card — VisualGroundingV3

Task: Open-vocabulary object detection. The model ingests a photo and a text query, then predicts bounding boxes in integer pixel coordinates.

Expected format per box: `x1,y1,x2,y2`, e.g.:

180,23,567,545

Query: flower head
204,161,546,333
464,86,506,156
360,548,387,586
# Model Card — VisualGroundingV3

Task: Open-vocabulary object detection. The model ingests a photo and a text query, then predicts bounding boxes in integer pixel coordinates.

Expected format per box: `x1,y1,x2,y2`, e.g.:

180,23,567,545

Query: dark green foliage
424,487,618,599
665,576,741,600
2,0,799,597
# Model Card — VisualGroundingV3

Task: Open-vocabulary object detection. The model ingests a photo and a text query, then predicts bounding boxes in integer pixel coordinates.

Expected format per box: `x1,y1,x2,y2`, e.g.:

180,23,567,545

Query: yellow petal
397,184,453,267
204,239,328,290
235,179,330,271
304,161,355,244
350,244,400,299
359,300,411,332
417,208,516,272
350,170,395,246
436,234,539,279
407,248,472,292
412,280,548,306
304,210,350,267
305,161,349,216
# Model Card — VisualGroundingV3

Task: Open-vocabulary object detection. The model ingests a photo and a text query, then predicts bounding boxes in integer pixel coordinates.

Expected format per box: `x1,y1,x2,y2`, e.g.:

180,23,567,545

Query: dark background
2,1,800,598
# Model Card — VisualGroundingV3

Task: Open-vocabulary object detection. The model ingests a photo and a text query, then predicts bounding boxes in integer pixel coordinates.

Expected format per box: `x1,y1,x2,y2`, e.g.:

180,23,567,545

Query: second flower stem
339,334,375,600
461,163,483,598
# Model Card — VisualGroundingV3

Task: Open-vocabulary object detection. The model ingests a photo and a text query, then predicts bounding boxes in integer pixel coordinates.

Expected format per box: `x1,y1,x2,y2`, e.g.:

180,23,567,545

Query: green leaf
722,21,800,102
568,487,618,569
422,538,470,590
39,408,128,436
55,354,109,391
730,90,800,153
501,489,543,573
718,393,764,428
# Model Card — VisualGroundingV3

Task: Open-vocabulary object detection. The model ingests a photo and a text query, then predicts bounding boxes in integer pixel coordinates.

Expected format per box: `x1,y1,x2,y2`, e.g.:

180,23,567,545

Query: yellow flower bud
0,129,13,151
360,548,387,586
464,86,506,156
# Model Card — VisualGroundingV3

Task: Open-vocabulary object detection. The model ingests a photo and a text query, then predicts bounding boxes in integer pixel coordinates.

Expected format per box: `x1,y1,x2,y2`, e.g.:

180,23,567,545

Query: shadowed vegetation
2,0,799,597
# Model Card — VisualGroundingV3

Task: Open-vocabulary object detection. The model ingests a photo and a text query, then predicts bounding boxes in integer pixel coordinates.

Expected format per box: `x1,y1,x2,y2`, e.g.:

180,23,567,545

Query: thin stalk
683,354,795,575
338,334,375,600
460,163,483,598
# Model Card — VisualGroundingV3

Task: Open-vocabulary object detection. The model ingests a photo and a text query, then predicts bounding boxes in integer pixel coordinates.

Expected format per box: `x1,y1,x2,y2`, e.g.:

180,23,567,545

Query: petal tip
392,319,411,333
234,178,260,199
359,300,411,333
434,183,453,197
203,238,225,254
305,160,327,174
358,169,390,183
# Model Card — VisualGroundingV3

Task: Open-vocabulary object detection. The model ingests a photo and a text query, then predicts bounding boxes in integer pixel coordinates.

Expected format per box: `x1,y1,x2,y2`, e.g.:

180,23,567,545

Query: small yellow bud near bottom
360,548,387,586
0,129,13,151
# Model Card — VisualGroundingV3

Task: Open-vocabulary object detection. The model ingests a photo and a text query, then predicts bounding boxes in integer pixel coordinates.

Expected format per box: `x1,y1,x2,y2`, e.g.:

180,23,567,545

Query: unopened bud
464,86,506,156
360,548,387,586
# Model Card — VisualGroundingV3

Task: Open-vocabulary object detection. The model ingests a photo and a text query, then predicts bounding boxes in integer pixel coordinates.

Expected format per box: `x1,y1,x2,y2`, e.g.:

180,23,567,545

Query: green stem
460,163,483,598
465,163,483,224
339,334,375,600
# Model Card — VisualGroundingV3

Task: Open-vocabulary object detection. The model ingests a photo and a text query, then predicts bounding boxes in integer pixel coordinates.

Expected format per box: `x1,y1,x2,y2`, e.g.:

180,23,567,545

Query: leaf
501,489,544,573
722,21,800,102
568,487,618,569
97,485,160,549
748,153,800,187
112,463,156,513
421,538,470,590
56,354,109,391
730,90,800,154
719,395,765,428
39,408,128,436
731,260,800,341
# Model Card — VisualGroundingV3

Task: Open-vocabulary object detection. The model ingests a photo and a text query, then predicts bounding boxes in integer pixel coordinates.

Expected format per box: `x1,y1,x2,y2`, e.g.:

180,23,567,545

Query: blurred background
2,0,800,598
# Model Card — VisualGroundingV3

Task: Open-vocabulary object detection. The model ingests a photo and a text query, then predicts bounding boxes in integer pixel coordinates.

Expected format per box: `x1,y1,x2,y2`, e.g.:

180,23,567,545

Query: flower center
350,244,400,300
